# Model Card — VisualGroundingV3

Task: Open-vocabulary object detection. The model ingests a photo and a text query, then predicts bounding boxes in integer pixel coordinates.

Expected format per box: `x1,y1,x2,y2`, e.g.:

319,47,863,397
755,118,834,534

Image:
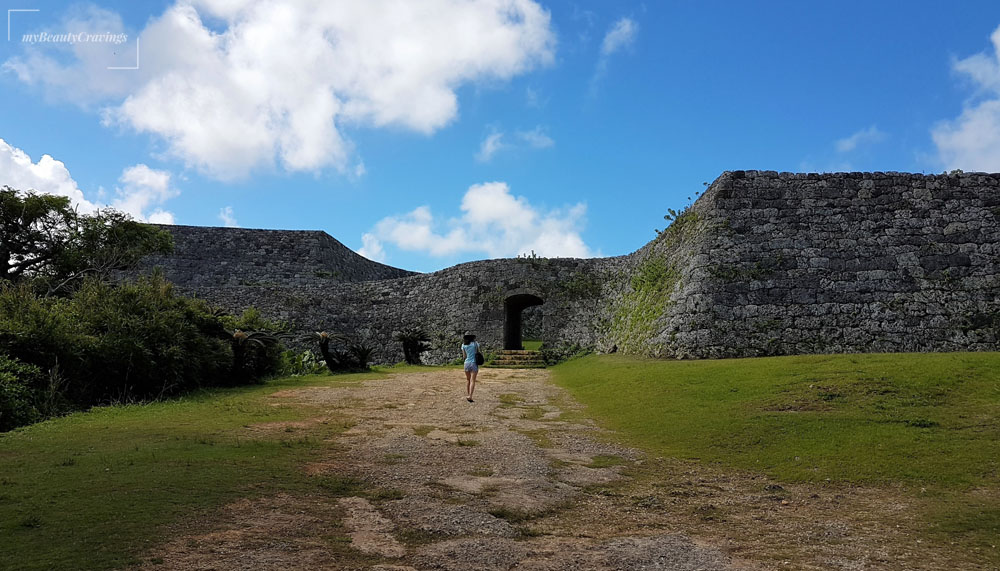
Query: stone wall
143,225,414,287
609,171,1000,358
141,171,1000,364
178,256,624,364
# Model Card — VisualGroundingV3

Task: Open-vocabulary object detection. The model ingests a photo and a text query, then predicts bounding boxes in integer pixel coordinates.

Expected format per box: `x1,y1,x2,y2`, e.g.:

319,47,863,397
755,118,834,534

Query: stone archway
503,293,544,350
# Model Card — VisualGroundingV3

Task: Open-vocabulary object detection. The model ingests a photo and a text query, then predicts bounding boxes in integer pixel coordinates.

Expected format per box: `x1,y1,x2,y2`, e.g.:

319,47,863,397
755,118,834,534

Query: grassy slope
0,371,386,570
551,353,1000,550
552,353,999,485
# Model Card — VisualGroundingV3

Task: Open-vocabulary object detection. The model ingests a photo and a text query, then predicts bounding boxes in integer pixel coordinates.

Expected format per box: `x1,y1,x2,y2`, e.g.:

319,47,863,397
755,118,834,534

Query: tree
0,187,173,294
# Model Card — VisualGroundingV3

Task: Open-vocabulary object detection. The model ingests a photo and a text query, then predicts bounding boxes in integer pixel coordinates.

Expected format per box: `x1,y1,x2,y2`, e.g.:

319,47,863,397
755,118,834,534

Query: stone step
489,349,546,368
488,363,547,369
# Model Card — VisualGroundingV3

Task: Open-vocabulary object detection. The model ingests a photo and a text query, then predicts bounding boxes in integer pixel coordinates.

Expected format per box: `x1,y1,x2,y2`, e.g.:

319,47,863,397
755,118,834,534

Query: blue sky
3,1,1000,272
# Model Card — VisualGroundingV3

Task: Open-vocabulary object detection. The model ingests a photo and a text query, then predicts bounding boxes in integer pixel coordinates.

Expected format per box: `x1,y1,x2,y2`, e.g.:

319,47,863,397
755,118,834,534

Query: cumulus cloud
933,24,1000,171
361,182,593,262
475,126,553,162
0,138,97,212
112,164,179,223
5,1,556,180
218,206,238,227
835,126,885,153
0,138,179,222
357,232,386,262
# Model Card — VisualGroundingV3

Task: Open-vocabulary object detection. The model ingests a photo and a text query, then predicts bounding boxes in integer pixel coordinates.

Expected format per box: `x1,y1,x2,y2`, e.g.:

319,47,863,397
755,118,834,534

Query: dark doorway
503,294,544,350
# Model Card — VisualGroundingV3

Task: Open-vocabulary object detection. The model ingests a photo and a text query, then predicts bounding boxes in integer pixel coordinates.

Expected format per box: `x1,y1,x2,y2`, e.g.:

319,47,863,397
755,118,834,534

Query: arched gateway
503,293,544,350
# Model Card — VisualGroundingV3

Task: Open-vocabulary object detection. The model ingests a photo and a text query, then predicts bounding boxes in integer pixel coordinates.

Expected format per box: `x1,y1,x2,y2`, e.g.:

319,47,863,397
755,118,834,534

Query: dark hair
463,334,476,344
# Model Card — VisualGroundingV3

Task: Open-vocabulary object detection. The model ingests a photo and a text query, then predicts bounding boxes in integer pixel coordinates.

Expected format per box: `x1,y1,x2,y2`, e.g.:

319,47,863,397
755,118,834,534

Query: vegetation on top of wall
653,206,701,243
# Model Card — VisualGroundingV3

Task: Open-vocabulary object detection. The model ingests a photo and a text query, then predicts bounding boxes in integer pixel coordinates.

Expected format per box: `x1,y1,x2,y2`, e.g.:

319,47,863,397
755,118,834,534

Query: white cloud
933,24,1000,171
592,17,638,90
476,127,553,162
353,162,367,179
361,182,593,262
835,126,885,153
0,138,97,212
1,6,136,106
357,232,385,262
6,1,556,181
0,138,179,222
476,132,507,162
218,206,238,227
112,164,179,223
601,17,638,57
516,126,554,149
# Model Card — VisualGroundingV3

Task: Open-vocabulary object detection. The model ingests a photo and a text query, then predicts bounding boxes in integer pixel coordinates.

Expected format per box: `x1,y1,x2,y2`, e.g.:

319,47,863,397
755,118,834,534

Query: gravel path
144,368,746,570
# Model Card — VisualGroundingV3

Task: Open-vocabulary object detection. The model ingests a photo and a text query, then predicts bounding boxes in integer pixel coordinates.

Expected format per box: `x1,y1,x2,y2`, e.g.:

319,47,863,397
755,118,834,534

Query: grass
552,353,1000,485
498,393,524,407
412,425,435,437
522,339,543,351
551,352,1000,554
586,454,627,469
0,370,387,570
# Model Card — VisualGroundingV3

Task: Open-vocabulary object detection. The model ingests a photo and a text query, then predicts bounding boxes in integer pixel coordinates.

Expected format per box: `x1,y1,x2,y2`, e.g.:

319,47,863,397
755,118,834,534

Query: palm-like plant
228,329,278,382
348,342,376,370
394,326,430,365
313,331,349,373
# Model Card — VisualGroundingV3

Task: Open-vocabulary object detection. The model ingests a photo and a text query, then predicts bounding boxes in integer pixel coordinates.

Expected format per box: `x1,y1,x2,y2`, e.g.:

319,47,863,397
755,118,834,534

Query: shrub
348,342,376,370
0,274,233,412
0,354,43,431
311,331,375,373
541,343,592,366
279,349,327,376
394,326,430,365
222,309,287,382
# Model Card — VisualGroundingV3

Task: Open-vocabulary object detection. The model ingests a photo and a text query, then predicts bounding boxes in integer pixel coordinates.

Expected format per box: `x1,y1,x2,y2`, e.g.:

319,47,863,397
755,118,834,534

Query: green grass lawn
0,371,384,570
522,339,543,351
552,352,999,485
551,352,1000,551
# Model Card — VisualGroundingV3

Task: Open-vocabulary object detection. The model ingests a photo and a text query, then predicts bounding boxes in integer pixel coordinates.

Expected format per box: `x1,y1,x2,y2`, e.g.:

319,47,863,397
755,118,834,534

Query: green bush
222,308,287,382
0,273,305,431
0,354,43,431
280,350,328,376
66,275,232,402
0,274,233,418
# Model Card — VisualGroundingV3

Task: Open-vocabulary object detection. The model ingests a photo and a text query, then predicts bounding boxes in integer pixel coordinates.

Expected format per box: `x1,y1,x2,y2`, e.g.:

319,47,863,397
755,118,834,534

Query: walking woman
460,333,481,402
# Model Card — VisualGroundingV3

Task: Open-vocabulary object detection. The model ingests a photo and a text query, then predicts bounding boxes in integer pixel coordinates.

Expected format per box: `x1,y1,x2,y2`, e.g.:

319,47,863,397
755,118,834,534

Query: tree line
0,186,378,432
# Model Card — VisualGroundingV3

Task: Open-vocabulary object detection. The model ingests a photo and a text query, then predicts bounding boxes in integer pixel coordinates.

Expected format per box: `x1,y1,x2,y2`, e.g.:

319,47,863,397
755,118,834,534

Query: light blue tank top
461,342,479,364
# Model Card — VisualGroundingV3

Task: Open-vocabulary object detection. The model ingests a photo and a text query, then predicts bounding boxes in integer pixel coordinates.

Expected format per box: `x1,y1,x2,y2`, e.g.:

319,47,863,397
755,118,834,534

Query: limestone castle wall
141,171,1000,363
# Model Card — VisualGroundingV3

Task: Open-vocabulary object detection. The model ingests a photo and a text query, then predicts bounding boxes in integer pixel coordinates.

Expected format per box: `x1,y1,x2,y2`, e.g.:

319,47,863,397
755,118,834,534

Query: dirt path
142,368,748,570
139,368,982,571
